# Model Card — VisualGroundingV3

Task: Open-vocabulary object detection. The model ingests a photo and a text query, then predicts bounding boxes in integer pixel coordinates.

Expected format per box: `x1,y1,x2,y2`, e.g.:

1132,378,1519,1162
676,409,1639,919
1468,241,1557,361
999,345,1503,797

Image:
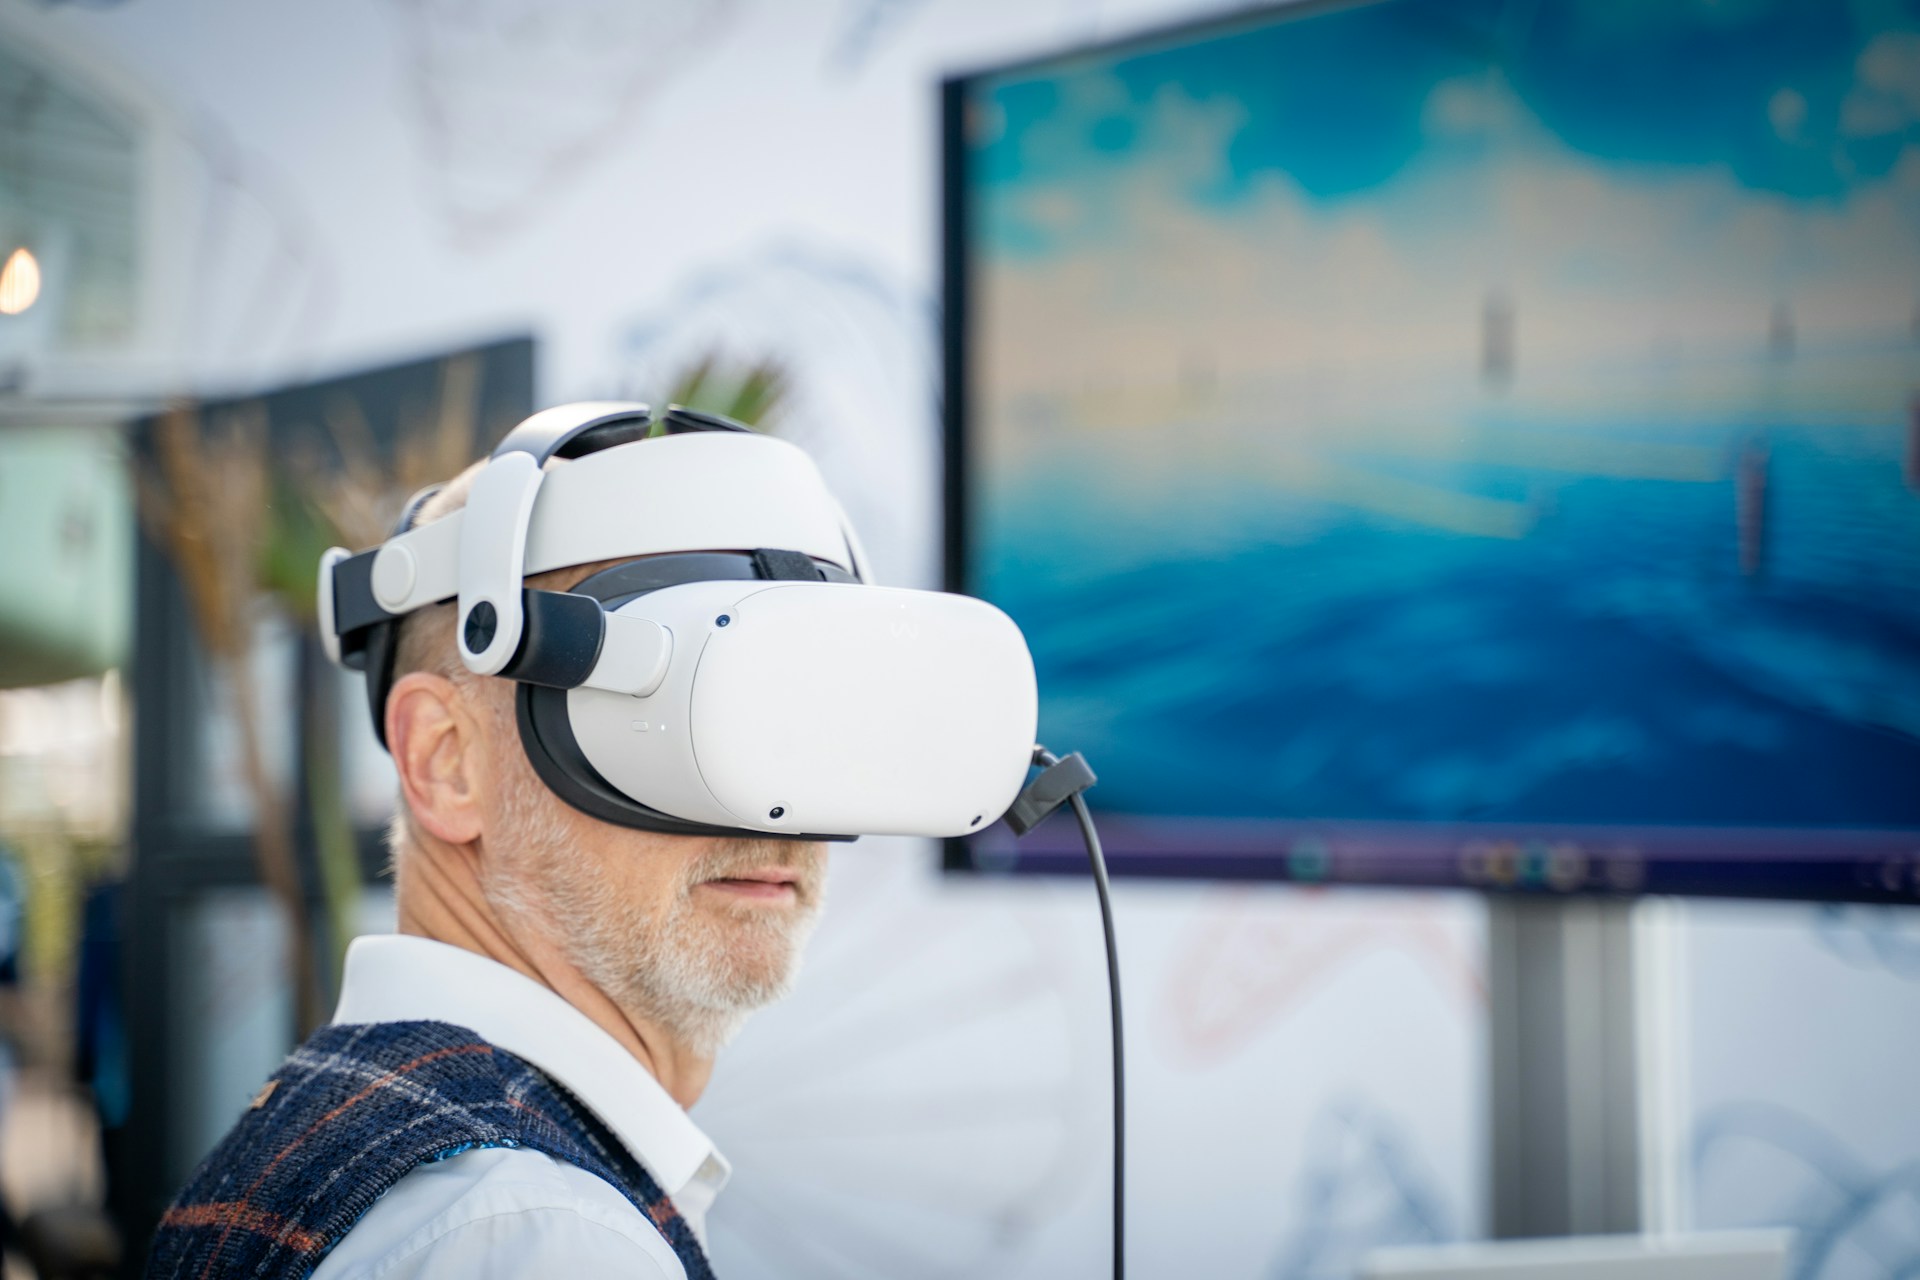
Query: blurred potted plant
138,356,488,1033
140,402,323,1029
658,350,788,431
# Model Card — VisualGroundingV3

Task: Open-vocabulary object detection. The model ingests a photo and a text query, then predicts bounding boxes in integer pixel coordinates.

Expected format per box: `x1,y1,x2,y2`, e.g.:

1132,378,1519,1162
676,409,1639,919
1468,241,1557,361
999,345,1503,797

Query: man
148,448,828,1279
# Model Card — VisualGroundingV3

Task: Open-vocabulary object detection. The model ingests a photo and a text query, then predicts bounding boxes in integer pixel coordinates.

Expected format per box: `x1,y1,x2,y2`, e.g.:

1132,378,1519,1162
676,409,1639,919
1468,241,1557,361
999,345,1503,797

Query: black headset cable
1016,747,1122,1280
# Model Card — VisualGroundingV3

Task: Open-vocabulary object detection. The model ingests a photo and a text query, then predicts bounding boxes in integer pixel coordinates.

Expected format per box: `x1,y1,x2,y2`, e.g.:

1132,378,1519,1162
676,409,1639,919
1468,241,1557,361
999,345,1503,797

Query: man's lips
697,868,802,901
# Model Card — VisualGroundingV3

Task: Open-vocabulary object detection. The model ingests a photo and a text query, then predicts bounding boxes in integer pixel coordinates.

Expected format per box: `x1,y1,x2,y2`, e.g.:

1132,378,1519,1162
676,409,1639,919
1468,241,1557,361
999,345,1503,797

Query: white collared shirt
309,935,730,1280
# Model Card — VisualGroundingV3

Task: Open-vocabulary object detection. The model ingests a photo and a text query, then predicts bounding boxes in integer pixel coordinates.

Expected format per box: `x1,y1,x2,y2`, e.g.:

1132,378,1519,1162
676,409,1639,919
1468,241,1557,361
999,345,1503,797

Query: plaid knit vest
145,1019,717,1279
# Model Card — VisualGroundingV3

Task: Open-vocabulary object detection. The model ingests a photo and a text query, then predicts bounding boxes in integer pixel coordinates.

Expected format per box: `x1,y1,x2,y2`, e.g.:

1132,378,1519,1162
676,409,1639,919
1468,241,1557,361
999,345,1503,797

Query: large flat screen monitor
943,0,1920,901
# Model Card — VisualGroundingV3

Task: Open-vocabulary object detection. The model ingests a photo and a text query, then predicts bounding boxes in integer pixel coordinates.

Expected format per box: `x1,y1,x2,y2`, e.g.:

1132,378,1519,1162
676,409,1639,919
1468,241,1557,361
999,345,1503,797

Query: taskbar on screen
950,816,1920,904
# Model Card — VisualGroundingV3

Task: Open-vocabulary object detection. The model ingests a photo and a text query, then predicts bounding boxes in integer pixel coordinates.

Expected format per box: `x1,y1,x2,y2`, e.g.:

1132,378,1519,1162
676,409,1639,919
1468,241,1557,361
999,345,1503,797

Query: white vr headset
319,402,1039,841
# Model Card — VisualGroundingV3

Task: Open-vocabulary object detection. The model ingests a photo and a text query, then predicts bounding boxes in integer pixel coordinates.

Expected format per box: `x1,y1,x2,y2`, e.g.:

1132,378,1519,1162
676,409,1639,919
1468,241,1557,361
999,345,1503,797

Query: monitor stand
1488,896,1684,1238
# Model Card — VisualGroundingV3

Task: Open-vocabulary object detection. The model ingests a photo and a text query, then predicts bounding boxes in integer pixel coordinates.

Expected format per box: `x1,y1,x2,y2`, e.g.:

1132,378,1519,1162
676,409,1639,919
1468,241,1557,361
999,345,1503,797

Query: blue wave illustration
1269,1100,1457,1280
1694,1102,1920,1280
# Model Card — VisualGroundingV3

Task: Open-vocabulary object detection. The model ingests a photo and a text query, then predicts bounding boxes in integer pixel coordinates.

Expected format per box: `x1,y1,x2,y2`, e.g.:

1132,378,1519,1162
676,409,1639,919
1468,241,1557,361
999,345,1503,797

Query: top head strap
491,401,656,463
320,401,868,750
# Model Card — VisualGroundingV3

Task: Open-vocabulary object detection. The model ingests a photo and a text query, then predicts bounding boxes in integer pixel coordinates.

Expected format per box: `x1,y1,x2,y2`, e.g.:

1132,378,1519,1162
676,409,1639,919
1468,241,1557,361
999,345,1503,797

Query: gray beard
481,780,824,1056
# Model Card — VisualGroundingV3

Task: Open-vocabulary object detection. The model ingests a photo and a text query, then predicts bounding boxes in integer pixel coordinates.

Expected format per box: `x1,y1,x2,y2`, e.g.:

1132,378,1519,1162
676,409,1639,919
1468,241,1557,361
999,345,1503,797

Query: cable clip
1005,748,1098,836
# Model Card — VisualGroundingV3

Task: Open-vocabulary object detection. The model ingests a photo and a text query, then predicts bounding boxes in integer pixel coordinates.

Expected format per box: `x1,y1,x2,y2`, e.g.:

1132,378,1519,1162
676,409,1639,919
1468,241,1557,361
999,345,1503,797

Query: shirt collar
332,934,732,1216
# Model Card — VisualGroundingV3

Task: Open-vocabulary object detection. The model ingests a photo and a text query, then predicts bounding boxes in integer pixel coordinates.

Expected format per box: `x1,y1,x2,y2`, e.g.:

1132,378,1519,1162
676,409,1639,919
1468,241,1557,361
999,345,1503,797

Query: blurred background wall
0,1,1912,1278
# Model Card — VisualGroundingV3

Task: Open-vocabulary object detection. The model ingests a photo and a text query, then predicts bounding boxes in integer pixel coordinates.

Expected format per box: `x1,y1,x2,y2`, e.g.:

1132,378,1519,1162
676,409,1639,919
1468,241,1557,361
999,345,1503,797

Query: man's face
470,683,828,1053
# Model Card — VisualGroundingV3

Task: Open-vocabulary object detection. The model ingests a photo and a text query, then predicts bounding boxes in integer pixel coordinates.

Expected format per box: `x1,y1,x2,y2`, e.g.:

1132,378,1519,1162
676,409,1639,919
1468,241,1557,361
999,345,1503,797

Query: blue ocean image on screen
967,0,1920,831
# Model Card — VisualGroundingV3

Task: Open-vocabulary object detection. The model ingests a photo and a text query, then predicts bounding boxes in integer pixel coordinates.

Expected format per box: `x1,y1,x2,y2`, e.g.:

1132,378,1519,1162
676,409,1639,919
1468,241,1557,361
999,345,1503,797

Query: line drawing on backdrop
179,115,336,385
385,0,738,248
825,0,940,73
1809,904,1920,981
1157,889,1485,1068
1268,1100,1458,1280
821,0,1256,76
1693,1101,1920,1280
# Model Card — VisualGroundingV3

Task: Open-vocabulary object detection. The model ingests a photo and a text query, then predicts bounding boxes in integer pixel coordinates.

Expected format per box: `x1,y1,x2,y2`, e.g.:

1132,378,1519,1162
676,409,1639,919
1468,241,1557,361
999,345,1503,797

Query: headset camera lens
769,806,785,819
716,614,731,627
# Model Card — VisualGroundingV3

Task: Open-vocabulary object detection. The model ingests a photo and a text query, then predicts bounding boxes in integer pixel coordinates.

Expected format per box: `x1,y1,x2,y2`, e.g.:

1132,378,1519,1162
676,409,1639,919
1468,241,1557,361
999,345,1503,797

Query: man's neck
393,834,714,1108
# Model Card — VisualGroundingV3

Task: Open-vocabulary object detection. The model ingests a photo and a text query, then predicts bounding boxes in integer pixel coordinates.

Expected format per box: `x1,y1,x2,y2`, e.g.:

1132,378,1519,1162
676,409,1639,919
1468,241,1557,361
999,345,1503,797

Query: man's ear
387,671,486,847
